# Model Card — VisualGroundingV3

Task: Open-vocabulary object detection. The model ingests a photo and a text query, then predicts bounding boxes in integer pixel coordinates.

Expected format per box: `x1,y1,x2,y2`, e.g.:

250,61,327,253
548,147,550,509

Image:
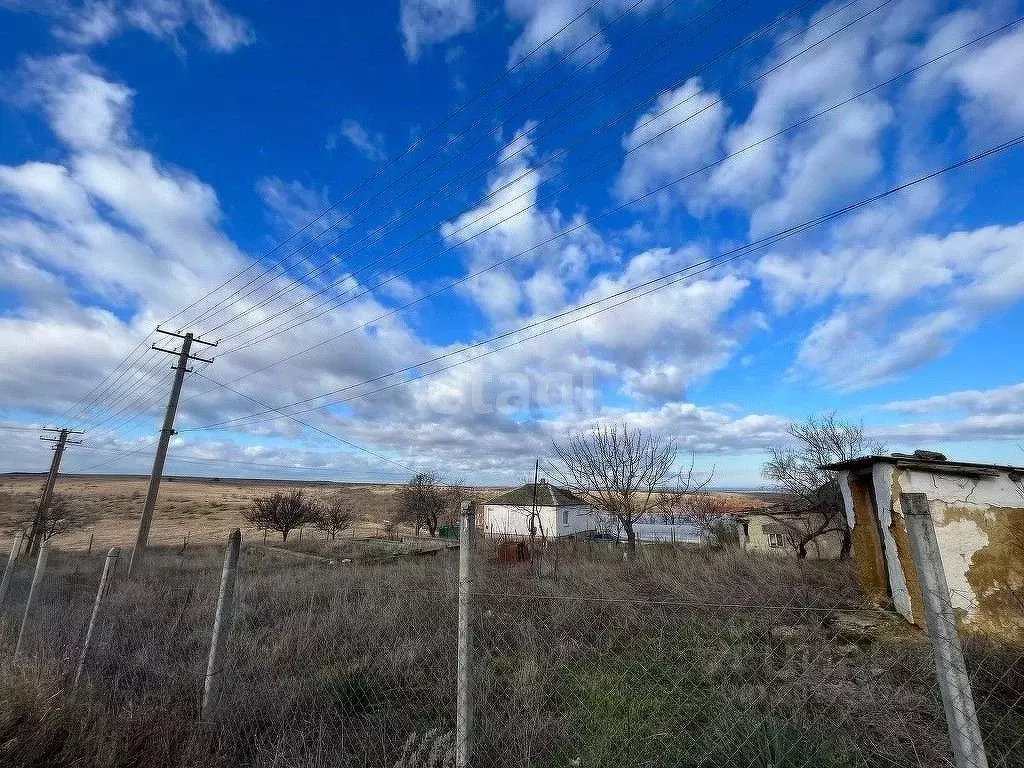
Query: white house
483,480,596,538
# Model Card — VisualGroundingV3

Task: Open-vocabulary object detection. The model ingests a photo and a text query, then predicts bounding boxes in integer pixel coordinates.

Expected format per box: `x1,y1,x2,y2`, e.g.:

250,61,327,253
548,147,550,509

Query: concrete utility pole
456,500,474,768
28,427,83,555
529,458,539,542
74,546,120,689
127,329,216,578
901,493,990,768
0,532,24,609
202,529,241,722
14,540,49,659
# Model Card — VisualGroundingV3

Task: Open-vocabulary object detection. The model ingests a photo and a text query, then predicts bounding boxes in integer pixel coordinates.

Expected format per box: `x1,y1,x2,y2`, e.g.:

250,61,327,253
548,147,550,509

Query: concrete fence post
456,500,474,768
901,492,989,768
202,529,241,722
0,532,24,609
14,540,48,659
74,547,120,689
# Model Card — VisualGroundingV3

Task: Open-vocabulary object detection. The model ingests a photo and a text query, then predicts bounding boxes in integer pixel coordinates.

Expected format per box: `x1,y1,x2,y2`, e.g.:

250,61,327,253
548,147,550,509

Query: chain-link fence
0,520,1021,768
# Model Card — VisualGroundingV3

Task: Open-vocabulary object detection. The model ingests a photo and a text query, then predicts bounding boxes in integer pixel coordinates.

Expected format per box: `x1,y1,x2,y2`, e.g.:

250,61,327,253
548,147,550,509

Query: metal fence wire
0,526,1021,768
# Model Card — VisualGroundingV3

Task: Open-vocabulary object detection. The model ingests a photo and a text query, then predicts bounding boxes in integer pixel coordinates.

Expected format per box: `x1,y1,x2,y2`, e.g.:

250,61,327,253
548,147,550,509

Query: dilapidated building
736,507,844,559
823,453,1024,635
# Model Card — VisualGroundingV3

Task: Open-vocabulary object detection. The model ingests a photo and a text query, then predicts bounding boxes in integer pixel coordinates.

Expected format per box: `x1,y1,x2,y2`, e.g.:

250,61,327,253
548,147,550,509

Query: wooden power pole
28,427,83,555
127,329,216,577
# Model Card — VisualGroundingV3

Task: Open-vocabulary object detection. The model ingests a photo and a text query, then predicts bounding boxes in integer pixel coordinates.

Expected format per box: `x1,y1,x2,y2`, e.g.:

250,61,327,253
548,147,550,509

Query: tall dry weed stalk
392,729,454,768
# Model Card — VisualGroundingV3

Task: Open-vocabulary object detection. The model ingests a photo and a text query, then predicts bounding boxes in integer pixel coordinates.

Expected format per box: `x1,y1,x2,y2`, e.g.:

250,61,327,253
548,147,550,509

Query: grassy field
3,536,1022,768
0,476,1019,767
0,474,442,549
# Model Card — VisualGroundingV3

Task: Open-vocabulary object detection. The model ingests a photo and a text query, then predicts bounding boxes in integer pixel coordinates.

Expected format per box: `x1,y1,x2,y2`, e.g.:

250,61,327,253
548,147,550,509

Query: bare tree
315,494,355,540
682,490,738,547
550,424,677,560
40,493,80,541
395,473,449,537
762,411,883,558
244,490,320,542
441,479,468,531
655,457,732,545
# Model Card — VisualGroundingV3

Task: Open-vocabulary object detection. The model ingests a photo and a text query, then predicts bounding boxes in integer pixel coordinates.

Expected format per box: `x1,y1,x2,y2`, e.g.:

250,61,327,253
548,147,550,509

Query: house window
767,532,785,548
562,509,569,525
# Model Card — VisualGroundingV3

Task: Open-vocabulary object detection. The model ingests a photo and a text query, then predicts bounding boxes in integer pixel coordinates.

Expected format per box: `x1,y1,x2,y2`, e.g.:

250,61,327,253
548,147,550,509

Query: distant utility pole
28,427,83,555
127,329,216,578
529,458,539,543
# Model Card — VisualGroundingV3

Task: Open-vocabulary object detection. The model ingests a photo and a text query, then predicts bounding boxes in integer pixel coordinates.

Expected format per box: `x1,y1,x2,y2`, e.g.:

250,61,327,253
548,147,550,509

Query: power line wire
192,0,741,337
182,133,1024,431
200,0,826,345
173,10,1009,406
190,370,419,475
209,0,889,355
63,0,631,428
59,333,158,425
164,0,654,334
71,442,410,477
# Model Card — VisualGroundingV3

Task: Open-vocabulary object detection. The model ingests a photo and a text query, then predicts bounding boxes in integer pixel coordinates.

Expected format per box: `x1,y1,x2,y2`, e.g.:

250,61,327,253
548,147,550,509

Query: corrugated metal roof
485,482,590,507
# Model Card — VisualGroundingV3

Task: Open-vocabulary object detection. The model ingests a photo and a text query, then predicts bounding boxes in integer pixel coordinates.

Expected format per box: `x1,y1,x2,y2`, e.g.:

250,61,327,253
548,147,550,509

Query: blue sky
0,0,1023,487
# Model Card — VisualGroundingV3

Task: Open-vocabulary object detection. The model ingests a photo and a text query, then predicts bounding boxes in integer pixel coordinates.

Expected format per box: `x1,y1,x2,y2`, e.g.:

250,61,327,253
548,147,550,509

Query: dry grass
0,477,1017,767
1,538,1002,768
0,475,767,551
0,476,415,550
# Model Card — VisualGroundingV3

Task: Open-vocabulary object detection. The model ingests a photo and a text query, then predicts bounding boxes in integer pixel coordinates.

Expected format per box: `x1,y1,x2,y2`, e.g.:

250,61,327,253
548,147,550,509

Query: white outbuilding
483,480,596,538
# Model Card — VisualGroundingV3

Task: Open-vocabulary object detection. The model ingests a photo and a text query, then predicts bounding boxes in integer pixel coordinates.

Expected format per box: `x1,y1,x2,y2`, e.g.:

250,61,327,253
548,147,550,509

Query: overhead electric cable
191,0,745,336
182,133,1024,431
208,0,888,357
68,0,636,427
189,370,418,474
175,16,1018,405
168,0,665,333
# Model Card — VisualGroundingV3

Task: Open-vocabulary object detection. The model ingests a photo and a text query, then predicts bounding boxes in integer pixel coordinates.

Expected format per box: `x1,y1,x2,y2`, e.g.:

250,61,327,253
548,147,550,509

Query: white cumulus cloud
2,0,253,51
400,0,475,62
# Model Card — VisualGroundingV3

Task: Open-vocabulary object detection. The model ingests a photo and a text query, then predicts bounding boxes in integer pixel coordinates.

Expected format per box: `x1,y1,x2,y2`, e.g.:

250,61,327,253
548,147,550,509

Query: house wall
745,514,792,555
483,504,550,537
841,469,890,599
744,513,843,559
553,505,596,537
843,464,1024,634
483,504,595,537
895,468,1024,634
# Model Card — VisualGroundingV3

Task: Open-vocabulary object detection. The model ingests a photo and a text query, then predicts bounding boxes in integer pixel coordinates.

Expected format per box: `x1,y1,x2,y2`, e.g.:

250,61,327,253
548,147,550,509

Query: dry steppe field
0,473,766,550
0,474,402,549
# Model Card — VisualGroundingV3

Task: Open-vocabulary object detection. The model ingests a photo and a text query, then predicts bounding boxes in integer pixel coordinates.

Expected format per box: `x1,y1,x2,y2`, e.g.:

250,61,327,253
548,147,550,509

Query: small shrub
244,490,320,541
321,670,377,716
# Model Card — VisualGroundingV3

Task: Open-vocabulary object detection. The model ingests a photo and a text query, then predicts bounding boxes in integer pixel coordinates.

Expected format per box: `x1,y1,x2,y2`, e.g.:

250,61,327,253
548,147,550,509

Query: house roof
821,454,1024,477
486,481,590,508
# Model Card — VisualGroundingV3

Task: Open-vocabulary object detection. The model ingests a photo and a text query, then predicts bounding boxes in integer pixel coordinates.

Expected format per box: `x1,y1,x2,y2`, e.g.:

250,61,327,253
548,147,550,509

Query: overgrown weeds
0,542,1012,767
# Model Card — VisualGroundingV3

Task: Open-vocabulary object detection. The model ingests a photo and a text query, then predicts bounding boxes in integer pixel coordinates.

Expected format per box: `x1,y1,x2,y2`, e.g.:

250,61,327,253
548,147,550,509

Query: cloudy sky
1,0,1023,487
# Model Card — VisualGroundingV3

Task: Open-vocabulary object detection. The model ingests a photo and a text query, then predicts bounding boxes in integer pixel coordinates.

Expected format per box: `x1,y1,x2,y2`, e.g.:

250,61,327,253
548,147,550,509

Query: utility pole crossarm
155,327,219,346
40,436,83,446
152,344,216,365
